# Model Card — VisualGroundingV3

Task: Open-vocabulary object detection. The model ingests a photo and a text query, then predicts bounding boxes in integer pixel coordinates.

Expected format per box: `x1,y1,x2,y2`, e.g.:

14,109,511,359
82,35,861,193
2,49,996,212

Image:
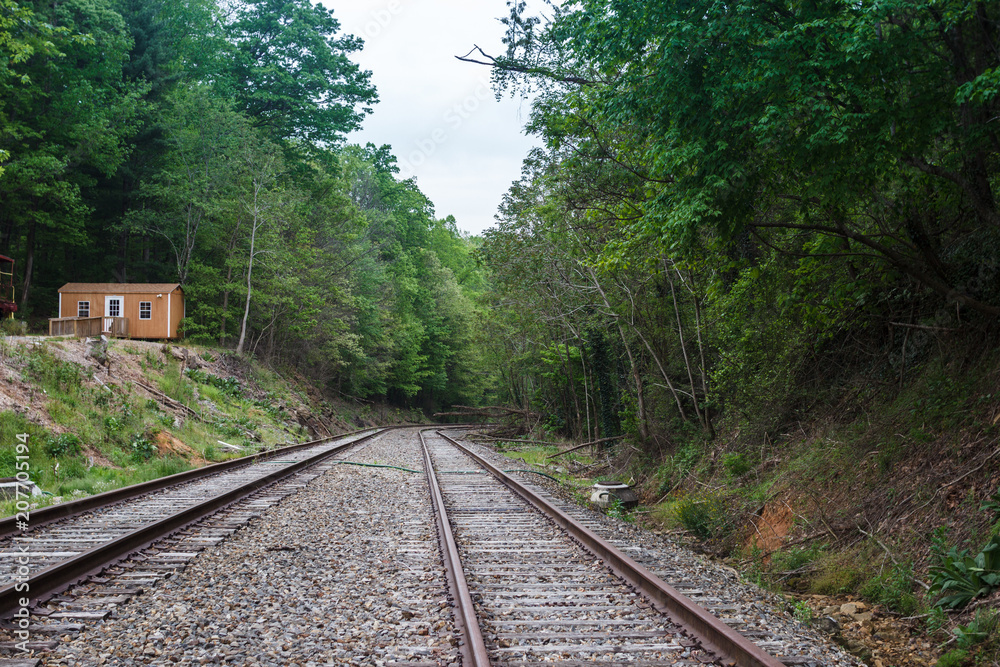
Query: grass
0,339,326,517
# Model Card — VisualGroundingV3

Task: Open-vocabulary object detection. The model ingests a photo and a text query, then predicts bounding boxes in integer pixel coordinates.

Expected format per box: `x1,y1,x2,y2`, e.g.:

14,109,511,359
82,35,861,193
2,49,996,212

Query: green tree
221,0,377,145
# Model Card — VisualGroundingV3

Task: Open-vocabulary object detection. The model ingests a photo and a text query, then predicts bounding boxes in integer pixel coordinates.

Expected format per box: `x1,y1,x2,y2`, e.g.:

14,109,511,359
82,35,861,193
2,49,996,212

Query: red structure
0,255,16,318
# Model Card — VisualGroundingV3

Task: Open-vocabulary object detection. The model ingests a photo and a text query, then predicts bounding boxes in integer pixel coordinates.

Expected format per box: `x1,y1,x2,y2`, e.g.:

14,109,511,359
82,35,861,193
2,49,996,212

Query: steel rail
418,430,491,667
436,429,786,667
0,427,384,540
0,427,396,620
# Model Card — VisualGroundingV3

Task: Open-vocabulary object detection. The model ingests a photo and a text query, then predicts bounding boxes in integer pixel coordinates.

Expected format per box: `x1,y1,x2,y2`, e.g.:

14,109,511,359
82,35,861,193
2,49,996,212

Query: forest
2,0,998,431
0,0,492,411
472,0,1000,442
3,0,1000,659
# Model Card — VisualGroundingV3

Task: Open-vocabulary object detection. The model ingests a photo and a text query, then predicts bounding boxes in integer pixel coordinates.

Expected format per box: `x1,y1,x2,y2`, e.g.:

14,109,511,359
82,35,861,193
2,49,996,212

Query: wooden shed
50,283,184,339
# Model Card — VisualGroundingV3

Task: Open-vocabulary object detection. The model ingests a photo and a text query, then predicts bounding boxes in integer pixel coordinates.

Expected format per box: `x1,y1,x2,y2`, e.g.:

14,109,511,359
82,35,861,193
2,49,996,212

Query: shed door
104,295,123,332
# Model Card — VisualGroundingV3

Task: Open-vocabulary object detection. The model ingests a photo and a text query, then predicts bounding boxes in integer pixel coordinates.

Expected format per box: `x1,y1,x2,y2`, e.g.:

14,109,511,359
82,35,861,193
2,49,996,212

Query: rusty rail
0,427,383,540
0,427,396,619
435,429,786,667
418,430,491,667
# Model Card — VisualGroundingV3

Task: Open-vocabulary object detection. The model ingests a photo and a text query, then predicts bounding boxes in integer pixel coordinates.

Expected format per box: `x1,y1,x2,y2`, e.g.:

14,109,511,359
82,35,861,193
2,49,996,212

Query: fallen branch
470,434,565,447
888,322,959,332
134,379,200,418
545,435,626,459
858,527,931,590
897,443,1000,524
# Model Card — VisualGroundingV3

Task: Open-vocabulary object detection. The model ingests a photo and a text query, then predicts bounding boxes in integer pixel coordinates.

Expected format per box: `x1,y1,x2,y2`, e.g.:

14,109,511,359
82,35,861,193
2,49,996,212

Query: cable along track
422,429,785,667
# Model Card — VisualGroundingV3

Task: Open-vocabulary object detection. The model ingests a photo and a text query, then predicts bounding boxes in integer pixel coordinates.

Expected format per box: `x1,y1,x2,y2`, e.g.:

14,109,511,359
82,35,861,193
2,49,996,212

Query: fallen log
134,379,200,419
545,435,626,459
470,434,567,447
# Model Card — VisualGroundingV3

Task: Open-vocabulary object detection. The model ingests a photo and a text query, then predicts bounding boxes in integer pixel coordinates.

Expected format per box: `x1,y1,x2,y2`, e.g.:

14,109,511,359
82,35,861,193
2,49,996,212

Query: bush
859,562,919,615
673,493,730,540
0,319,27,336
44,433,82,458
929,529,1000,609
722,452,753,478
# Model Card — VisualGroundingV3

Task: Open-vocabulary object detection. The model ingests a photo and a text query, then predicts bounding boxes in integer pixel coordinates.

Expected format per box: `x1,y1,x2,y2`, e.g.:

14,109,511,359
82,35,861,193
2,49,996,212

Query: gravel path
40,429,458,666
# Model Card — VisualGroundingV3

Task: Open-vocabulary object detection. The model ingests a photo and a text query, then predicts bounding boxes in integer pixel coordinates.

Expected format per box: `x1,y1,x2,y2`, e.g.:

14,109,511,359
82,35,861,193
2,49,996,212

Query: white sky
320,0,538,236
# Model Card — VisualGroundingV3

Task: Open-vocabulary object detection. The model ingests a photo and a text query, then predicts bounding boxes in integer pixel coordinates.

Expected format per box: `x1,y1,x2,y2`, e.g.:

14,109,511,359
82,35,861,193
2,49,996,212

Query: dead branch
545,435,626,459
455,45,595,86
134,379,200,419
470,433,565,447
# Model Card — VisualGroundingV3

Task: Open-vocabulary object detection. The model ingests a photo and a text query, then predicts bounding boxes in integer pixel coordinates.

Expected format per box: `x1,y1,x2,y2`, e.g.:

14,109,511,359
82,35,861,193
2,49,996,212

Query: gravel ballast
41,429,458,666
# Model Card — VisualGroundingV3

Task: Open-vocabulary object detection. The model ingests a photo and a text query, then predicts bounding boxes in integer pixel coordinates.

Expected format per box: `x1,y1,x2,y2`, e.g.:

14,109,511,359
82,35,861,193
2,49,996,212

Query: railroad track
422,429,787,667
0,427,398,661
0,426,852,666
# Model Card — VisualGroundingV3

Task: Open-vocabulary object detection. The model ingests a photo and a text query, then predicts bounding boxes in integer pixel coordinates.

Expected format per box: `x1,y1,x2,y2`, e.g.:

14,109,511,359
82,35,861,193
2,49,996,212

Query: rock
162,345,186,361
840,602,859,615
813,616,841,635
854,611,874,623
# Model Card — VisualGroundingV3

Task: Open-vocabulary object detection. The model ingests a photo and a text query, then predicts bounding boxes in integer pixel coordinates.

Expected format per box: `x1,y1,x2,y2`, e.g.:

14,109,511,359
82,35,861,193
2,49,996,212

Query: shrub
674,493,729,540
929,529,1000,609
722,452,753,478
44,433,82,458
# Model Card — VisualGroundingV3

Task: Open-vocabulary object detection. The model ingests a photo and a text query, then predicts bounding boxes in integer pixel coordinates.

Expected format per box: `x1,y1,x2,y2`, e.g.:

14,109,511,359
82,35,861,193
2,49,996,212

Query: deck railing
48,316,129,338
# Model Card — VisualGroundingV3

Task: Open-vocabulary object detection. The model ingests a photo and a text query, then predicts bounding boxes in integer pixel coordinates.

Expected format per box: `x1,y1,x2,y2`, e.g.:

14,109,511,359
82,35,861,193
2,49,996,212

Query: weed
673,493,729,540
129,434,156,462
25,348,84,395
606,496,634,523
722,452,753,478
43,433,82,458
790,599,813,624
859,562,919,615
158,363,195,406
812,549,868,595
929,527,1000,609
143,350,165,371
772,544,825,574
185,369,243,397
934,649,968,667
981,488,1000,518
926,606,949,635
951,609,999,649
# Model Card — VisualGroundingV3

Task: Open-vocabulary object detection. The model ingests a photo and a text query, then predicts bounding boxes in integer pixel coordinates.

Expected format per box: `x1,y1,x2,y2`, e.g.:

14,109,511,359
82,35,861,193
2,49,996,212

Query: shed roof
59,283,183,294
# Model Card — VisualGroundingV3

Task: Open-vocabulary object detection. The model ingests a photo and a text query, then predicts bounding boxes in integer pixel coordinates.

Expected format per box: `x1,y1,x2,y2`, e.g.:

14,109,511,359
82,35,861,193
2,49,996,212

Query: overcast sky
320,0,539,236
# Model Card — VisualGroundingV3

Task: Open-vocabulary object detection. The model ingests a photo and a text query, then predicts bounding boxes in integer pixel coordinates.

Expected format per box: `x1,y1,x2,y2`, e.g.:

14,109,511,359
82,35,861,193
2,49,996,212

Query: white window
107,298,121,318
77,301,90,317
139,301,152,320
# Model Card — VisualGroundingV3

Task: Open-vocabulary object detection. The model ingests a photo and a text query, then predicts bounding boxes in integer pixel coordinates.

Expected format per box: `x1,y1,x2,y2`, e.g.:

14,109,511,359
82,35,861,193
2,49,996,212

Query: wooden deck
48,316,129,338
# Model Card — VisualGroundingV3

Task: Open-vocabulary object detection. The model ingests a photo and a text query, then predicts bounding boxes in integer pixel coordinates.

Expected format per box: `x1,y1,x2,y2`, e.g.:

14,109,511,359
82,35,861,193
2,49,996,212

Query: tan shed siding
61,293,105,318
124,293,172,338
169,289,183,338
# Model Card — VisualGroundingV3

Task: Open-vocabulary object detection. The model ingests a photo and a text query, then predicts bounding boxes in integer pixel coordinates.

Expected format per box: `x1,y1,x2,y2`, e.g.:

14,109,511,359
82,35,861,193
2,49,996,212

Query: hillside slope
0,335,422,509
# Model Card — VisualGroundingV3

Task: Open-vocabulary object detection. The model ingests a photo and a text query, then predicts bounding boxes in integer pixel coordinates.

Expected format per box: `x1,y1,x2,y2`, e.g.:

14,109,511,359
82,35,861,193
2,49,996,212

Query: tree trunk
19,220,35,311
235,220,256,354
220,263,233,346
